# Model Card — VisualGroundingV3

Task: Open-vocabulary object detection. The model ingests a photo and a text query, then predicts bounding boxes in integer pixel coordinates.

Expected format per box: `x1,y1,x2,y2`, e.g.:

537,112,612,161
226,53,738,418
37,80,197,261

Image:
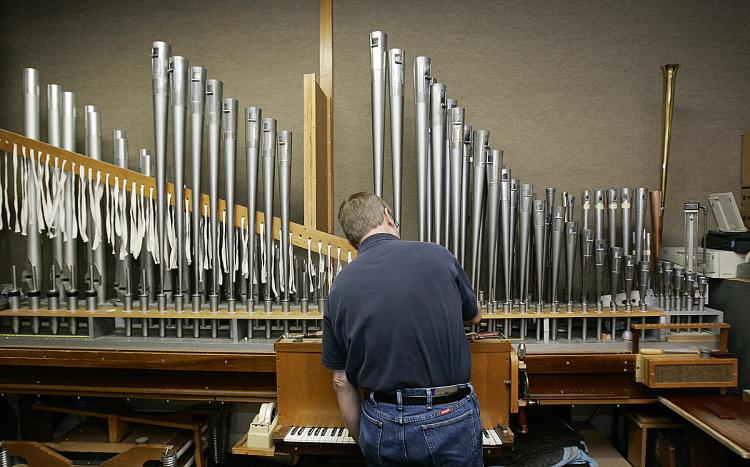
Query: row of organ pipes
0,36,713,345
1,41,346,340
370,31,711,343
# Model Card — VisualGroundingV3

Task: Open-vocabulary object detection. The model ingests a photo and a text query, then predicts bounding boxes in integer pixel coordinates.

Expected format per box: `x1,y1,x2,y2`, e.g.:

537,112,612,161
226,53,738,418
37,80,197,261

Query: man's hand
466,301,483,325
332,370,361,443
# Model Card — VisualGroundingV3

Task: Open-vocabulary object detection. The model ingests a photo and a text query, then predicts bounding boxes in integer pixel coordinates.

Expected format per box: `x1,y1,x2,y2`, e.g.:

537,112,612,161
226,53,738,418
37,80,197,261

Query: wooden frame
0,129,355,260
631,322,729,353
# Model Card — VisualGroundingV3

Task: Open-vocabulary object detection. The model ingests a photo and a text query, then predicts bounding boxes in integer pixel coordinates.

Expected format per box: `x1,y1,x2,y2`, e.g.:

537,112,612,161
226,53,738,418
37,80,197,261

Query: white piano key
300,426,314,443
291,426,305,442
322,427,334,443
335,427,346,444
488,428,502,446
481,429,495,446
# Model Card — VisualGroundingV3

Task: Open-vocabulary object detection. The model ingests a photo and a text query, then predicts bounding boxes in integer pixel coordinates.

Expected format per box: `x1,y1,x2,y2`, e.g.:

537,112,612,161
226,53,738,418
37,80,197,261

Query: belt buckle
433,385,460,397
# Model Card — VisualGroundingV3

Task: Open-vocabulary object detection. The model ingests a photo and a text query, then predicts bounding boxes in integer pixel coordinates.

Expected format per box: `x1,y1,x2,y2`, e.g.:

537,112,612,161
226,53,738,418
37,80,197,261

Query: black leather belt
372,386,471,406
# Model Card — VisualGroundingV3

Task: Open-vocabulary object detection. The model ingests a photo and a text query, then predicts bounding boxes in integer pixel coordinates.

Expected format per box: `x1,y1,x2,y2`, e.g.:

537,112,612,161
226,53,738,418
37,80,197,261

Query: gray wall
333,0,750,245
1,0,749,283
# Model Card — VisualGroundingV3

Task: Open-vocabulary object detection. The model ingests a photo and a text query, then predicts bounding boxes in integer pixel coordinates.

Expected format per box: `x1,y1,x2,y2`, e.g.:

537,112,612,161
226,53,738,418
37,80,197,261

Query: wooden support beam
319,0,334,233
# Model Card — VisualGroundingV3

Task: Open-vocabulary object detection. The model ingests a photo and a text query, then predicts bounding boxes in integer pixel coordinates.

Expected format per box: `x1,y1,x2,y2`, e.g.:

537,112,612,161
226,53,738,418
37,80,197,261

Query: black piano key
336,427,343,436
307,427,314,435
314,427,321,436
291,426,299,435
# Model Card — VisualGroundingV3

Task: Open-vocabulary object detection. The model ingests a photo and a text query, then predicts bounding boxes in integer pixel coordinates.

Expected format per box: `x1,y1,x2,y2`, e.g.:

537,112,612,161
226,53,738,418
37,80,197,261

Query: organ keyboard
282,425,507,447
272,337,516,458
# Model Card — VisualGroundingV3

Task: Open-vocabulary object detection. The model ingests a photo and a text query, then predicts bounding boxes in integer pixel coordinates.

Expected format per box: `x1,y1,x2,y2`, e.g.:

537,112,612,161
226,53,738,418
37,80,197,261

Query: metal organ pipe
369,31,387,197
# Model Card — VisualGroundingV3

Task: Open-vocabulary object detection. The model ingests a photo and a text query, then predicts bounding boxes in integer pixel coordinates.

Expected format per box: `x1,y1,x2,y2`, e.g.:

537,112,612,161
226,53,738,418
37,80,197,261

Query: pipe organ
0,31,737,465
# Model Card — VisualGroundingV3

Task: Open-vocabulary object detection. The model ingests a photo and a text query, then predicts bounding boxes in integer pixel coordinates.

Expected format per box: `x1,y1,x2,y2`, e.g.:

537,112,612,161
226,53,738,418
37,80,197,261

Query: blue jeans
359,384,484,467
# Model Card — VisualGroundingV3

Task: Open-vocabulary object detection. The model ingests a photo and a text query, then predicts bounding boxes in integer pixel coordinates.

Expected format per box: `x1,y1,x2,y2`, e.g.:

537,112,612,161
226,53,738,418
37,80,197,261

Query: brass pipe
659,64,679,202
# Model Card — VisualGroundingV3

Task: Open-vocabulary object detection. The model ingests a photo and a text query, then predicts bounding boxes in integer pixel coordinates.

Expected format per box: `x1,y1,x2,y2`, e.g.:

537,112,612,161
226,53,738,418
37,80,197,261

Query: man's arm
332,370,361,443
467,301,483,325
453,257,480,324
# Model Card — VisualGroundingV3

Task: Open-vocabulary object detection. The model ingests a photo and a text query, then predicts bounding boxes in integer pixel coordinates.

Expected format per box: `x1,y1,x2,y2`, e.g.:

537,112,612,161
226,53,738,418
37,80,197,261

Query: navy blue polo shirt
322,233,478,392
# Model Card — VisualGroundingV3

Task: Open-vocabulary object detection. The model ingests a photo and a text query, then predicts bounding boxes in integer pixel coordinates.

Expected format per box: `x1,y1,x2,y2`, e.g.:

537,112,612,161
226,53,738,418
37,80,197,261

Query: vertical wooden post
319,0,334,232
304,0,334,233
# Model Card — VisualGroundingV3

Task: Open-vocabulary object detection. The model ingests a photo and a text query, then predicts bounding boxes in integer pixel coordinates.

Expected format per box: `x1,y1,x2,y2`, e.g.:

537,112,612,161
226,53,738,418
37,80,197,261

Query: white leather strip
117,178,128,260
259,222,266,284
288,232,296,294
202,204,209,273
271,239,278,296
3,151,9,228
185,198,191,264
307,238,316,293
19,146,28,235
49,160,67,237
105,173,112,246
78,165,88,242
240,217,248,278
166,193,177,269
12,144,19,232
327,244,333,289
318,241,325,293
70,162,78,240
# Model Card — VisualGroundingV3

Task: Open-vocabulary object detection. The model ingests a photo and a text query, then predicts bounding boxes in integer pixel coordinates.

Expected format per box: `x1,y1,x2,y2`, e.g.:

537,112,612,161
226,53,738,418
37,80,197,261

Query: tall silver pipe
533,200,546,313
62,92,77,284
24,68,42,292
190,66,206,302
610,247,623,311
278,131,292,317
594,240,606,314
206,79,223,302
517,184,533,313
48,84,64,278
470,130,489,290
459,125,472,266
662,261,673,312
484,150,501,306
151,41,171,299
565,222,578,312
581,229,593,311
388,48,404,224
509,178,518,300
621,187,632,255
638,260,650,310
607,189,618,250
634,188,647,265
113,130,131,298
169,55,189,302
550,207,564,312
369,31,387,197
413,56,431,241
594,190,605,241
430,82,446,246
140,150,155,304
84,105,106,303
499,168,512,311
222,98,238,311
449,107,464,258
245,107,261,310
581,190,591,232
261,118,277,312
544,187,556,303
443,98,456,245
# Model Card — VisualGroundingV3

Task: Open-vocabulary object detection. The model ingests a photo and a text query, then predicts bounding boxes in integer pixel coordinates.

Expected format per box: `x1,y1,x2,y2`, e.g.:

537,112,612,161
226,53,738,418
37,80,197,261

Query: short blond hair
338,192,390,248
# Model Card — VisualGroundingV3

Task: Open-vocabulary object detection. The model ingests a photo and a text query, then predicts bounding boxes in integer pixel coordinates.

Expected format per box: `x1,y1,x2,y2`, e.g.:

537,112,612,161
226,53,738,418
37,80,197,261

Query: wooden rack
0,127,354,260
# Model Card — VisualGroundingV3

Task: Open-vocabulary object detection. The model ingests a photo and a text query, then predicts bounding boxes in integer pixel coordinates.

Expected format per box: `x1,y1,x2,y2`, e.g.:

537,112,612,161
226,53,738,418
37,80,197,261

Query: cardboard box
743,132,750,187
